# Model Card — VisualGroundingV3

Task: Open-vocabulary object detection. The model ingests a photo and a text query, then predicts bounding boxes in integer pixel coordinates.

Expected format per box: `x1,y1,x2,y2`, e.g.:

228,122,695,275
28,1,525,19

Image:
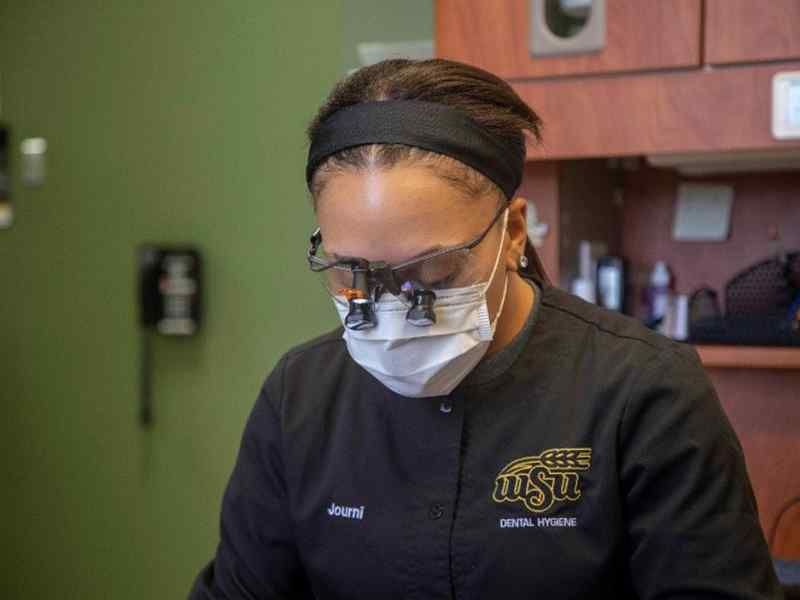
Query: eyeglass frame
306,199,509,299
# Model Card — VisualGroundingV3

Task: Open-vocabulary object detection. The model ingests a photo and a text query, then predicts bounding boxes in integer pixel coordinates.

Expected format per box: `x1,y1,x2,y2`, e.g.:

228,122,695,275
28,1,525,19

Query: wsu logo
492,448,592,514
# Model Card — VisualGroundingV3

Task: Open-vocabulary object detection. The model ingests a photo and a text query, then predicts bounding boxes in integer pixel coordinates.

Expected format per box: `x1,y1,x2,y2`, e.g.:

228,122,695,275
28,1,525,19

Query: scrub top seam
540,293,675,355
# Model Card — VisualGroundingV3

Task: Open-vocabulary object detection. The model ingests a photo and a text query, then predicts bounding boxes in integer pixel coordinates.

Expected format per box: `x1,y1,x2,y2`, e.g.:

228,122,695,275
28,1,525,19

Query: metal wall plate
530,0,605,58
772,71,800,140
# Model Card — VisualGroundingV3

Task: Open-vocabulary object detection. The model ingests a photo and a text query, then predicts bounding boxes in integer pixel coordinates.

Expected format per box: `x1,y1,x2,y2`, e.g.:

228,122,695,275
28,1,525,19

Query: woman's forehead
315,166,498,263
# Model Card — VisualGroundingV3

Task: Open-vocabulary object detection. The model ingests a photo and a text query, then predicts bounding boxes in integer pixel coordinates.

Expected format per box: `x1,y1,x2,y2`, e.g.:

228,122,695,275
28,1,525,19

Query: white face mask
333,210,510,398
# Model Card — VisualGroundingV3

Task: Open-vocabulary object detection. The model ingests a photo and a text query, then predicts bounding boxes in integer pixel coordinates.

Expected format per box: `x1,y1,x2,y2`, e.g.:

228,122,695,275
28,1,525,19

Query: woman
189,58,781,599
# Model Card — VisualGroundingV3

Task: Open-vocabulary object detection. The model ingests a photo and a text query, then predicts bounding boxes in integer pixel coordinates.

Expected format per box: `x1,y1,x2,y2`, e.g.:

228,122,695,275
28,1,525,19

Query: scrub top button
429,503,445,520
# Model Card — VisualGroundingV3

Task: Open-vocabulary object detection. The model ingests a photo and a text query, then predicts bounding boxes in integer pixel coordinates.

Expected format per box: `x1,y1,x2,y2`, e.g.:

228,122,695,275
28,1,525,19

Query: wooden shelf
695,345,800,370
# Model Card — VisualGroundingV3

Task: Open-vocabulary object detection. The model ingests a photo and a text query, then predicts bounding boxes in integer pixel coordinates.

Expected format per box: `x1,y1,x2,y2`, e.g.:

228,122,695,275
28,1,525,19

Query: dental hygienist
189,58,781,599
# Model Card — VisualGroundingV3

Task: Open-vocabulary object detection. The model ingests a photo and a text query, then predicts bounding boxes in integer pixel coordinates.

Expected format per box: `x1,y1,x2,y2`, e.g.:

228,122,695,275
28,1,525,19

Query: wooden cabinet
438,1,800,160
705,0,800,65
436,0,701,79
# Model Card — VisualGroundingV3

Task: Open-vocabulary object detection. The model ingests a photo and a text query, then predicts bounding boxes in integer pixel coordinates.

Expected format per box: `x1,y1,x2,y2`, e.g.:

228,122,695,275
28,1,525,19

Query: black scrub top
189,275,782,599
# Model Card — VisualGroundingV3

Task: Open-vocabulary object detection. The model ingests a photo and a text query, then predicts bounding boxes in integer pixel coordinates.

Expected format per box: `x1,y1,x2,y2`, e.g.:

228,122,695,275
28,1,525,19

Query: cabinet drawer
436,0,701,79
512,61,800,159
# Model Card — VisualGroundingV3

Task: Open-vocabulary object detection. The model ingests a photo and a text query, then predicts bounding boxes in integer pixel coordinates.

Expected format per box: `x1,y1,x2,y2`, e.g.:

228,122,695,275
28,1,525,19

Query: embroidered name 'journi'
327,502,365,520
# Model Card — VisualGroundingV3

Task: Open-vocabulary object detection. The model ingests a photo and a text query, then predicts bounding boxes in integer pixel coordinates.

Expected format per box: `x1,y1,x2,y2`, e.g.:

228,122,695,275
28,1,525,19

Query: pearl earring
519,255,529,269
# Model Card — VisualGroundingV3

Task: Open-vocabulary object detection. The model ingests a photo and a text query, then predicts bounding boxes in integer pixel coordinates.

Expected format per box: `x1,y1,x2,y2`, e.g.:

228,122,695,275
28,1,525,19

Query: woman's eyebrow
329,244,446,264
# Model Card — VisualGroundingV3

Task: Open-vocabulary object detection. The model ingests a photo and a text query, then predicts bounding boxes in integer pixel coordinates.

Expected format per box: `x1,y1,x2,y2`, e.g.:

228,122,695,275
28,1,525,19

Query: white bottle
571,240,596,303
649,261,672,334
671,294,689,340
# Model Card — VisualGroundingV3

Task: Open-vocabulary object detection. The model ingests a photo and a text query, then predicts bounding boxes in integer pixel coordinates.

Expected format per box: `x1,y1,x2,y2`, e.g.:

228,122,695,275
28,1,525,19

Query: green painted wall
0,2,342,598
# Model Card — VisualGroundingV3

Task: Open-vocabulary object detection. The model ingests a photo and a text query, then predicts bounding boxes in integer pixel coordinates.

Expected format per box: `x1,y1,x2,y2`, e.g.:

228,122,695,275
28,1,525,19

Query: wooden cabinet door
705,0,800,65
436,0,701,79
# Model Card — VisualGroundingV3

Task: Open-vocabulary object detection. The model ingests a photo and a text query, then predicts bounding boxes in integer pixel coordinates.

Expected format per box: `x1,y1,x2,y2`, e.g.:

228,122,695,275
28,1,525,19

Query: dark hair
305,58,549,285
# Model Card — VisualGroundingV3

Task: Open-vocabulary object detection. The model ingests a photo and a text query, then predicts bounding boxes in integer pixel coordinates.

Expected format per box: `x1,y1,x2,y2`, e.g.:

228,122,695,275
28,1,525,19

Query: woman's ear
504,197,529,271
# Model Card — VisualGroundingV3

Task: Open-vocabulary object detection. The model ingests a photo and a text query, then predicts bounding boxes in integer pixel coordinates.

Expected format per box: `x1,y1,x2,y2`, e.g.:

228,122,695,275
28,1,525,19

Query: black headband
305,99,524,200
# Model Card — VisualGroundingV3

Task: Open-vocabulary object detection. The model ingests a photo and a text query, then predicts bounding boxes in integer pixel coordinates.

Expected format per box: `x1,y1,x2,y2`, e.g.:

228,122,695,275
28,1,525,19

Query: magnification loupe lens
345,297,376,330
406,289,437,326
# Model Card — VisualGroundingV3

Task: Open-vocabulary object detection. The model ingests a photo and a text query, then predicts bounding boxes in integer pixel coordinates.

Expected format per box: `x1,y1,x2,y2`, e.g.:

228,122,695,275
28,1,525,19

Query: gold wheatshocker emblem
492,448,592,514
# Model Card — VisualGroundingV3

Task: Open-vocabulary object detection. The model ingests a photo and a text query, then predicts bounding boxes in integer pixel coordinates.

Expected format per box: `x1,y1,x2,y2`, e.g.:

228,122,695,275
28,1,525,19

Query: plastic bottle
671,293,689,340
648,261,672,333
571,240,596,303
